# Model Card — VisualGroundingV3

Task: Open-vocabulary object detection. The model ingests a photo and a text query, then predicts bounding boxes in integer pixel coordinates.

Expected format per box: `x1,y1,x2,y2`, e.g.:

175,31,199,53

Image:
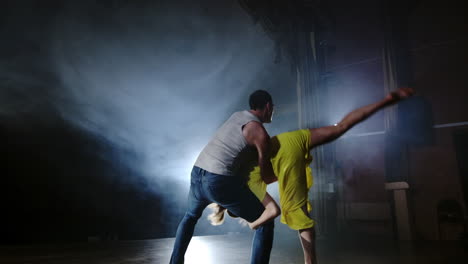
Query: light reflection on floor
0,233,467,264
185,237,215,264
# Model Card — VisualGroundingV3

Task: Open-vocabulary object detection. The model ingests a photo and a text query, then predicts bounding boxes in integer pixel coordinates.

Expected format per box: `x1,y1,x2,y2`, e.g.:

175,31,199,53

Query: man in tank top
170,90,277,264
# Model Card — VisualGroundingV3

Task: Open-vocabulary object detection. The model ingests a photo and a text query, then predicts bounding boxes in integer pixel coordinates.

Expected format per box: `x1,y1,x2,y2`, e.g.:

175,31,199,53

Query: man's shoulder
227,110,260,123
243,120,268,142
225,110,245,120
244,120,264,128
232,110,248,117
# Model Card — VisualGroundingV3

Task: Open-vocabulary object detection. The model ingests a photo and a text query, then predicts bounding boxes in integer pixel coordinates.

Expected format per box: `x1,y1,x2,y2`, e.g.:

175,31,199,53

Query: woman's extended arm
308,87,414,148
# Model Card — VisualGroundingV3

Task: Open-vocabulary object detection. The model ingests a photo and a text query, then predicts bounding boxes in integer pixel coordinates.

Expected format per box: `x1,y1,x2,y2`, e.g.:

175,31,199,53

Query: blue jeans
170,166,274,264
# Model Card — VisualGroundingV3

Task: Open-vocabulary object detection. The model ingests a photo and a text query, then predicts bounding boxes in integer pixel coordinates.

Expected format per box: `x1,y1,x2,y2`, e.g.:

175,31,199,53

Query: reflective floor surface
1,233,467,264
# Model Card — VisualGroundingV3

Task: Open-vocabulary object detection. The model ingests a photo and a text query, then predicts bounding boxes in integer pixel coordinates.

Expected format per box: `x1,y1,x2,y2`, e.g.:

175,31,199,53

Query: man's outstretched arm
309,87,414,148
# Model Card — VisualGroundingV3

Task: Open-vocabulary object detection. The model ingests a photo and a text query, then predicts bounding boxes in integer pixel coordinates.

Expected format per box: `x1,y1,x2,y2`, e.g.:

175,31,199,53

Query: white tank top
194,110,260,176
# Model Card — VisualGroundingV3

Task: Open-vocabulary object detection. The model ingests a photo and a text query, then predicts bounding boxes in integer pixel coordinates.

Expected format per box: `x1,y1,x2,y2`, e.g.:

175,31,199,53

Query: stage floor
1,233,466,264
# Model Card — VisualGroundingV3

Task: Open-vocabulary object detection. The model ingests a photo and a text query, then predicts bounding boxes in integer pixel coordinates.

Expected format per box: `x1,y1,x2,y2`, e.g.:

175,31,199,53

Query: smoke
0,0,290,238
2,0,277,186
52,1,278,186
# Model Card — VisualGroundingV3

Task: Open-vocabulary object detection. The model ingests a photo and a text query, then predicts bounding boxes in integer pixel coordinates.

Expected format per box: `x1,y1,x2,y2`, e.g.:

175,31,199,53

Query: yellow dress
247,129,315,230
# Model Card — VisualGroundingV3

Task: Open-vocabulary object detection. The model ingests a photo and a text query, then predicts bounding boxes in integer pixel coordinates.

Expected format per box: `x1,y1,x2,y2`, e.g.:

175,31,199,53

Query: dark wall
1,111,170,243
325,0,467,240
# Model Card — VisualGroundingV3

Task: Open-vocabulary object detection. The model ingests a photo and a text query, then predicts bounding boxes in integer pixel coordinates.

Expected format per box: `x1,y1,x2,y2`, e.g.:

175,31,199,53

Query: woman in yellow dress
208,87,414,264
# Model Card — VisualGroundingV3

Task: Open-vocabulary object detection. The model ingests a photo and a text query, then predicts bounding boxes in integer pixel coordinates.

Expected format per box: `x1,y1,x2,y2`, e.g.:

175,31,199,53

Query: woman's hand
386,87,414,103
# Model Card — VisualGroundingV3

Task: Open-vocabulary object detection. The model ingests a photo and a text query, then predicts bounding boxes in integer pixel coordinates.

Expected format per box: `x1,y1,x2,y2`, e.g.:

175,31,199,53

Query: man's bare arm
243,121,277,184
309,87,414,148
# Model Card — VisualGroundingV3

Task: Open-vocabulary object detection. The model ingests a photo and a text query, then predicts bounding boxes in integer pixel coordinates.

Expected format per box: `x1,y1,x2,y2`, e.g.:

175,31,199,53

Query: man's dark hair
249,90,272,110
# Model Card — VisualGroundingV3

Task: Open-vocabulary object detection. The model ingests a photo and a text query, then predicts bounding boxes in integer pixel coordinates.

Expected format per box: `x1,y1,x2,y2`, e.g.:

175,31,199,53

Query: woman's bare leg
248,193,280,230
298,227,317,264
207,193,279,229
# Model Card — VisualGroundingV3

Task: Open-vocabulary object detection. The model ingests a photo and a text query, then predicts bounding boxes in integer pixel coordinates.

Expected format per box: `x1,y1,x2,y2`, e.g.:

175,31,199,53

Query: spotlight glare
185,237,215,264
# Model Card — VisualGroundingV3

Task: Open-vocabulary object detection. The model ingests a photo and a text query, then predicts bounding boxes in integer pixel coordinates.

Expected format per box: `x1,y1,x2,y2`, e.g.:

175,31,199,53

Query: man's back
194,110,260,176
